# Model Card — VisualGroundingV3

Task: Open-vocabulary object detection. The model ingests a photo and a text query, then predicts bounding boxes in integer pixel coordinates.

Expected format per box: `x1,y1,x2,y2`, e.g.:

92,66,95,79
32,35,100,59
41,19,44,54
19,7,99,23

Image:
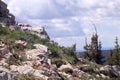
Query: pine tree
95,41,105,64
83,38,90,60
72,43,76,52
83,27,105,64
112,37,120,65
108,50,114,65
91,34,98,61
83,35,105,64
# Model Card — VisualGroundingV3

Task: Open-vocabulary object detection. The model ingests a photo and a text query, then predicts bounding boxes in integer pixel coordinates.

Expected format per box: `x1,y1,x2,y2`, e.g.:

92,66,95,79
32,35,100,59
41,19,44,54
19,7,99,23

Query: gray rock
100,65,120,77
0,0,15,26
0,67,18,80
58,63,73,71
10,65,34,74
33,70,44,77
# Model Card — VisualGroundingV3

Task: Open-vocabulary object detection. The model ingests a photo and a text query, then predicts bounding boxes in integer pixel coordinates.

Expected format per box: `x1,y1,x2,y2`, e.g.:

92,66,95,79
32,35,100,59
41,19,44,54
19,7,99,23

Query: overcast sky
3,0,120,51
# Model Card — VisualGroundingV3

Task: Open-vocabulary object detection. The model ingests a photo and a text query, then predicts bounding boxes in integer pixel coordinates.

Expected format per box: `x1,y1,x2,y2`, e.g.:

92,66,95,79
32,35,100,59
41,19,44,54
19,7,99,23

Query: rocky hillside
0,1,120,80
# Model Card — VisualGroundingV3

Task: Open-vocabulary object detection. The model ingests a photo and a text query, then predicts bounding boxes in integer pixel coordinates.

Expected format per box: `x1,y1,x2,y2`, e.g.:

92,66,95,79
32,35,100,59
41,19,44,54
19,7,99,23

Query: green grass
0,27,79,67
0,27,49,49
18,73,35,80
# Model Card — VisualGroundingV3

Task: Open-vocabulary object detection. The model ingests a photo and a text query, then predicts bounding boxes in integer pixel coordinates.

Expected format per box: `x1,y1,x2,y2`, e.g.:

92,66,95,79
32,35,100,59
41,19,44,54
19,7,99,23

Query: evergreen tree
108,50,114,65
112,37,120,65
83,38,91,60
83,35,105,64
95,41,105,64
72,43,76,52
91,34,98,61
83,27,105,64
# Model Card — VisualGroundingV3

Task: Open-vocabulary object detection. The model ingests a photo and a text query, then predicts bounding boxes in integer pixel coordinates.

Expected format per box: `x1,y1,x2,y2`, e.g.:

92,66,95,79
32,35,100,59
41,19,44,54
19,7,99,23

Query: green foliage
108,37,120,65
20,53,27,62
48,44,62,58
61,68,73,74
0,27,79,68
0,27,49,50
15,44,24,50
0,27,10,35
108,50,114,65
51,58,65,68
7,53,21,65
99,70,109,76
83,34,105,65
48,43,79,66
7,51,27,65
62,46,79,64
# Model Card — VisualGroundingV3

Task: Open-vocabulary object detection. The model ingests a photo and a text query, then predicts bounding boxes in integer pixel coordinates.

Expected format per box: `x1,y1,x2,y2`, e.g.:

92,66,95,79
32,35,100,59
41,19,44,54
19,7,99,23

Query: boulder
34,44,48,53
47,59,51,65
0,67,18,80
32,26,49,39
67,74,73,80
10,65,49,79
18,23,32,31
111,65,120,77
26,49,40,60
99,65,120,77
79,64,93,72
59,72,73,80
58,63,73,75
15,40,27,47
58,63,73,71
32,69,49,80
100,74,109,79
17,65,34,74
0,58,8,66
22,61,33,66
10,65,18,72
10,65,34,74
51,64,57,71
112,65,120,72
33,70,44,77
78,70,90,78
78,58,86,64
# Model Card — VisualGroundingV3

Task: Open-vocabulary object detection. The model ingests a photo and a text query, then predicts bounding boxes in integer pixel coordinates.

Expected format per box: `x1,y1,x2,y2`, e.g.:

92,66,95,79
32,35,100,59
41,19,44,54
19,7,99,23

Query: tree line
83,28,120,65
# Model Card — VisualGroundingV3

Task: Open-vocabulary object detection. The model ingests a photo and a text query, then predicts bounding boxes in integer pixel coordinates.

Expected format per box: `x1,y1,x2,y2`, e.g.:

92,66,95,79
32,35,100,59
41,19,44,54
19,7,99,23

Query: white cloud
53,36,85,51
4,0,120,50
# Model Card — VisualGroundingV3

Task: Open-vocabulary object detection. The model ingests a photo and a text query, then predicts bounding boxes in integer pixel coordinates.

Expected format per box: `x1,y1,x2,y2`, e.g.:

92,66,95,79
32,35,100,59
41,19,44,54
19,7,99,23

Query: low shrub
18,73,35,80
51,58,65,68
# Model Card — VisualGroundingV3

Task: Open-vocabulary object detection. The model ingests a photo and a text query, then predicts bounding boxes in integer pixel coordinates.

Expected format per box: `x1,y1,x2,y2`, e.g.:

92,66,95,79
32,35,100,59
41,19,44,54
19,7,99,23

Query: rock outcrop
32,26,49,39
17,23,50,39
0,0,15,27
